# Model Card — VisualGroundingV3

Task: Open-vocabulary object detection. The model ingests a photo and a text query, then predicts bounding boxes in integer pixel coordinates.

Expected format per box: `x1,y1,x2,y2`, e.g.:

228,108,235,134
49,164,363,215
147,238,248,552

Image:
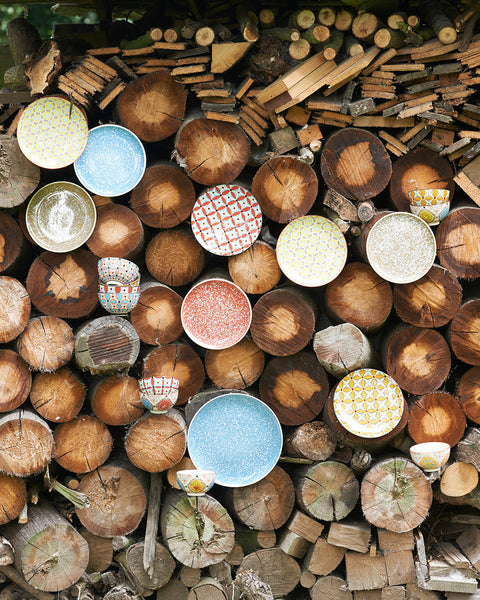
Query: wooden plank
286,510,324,544
362,48,398,76
353,116,415,127
204,111,239,123
384,551,416,586
327,521,371,554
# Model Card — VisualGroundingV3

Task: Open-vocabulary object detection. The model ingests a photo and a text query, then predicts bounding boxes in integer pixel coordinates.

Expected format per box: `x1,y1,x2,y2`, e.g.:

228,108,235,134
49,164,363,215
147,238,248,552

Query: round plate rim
73,123,147,197
187,392,283,487
25,181,96,253
333,368,405,439
276,214,348,287
365,211,437,284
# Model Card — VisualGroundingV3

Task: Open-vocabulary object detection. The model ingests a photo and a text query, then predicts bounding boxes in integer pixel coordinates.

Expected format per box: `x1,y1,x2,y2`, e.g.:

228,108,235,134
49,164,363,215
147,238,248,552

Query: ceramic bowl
98,257,140,286
139,376,179,413
98,284,140,315
408,189,450,206
176,469,216,496
409,441,450,472
410,202,450,226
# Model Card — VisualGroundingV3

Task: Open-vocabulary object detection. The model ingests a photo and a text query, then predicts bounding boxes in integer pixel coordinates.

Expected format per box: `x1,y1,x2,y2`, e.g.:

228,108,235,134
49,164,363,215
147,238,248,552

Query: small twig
143,472,162,577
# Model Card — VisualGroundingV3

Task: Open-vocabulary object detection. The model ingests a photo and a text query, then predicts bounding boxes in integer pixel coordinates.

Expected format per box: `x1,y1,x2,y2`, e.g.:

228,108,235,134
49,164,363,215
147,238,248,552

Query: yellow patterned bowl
176,470,216,496
408,189,450,226
409,442,450,472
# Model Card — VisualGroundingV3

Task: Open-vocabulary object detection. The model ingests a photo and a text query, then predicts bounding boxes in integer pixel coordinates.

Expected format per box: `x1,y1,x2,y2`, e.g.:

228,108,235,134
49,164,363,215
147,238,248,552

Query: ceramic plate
25,182,96,253
191,184,262,256
17,96,89,169
74,124,146,196
333,368,404,438
276,215,348,287
366,212,436,284
187,393,283,487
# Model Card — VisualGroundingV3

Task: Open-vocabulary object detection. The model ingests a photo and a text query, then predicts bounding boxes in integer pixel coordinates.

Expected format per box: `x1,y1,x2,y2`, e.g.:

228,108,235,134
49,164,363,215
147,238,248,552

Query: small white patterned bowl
408,189,450,206
410,442,450,472
176,469,216,496
139,376,179,413
98,284,140,315
98,257,140,286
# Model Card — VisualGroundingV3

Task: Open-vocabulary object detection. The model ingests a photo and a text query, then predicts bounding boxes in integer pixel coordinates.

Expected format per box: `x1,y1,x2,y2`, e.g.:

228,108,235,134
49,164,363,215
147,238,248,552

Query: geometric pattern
17,96,89,169
191,184,262,256
276,215,348,287
333,368,404,438
408,188,450,206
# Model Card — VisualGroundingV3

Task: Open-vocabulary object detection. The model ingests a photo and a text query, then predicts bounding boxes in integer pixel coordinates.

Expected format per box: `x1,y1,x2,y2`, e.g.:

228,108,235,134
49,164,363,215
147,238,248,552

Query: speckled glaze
74,124,146,196
410,442,450,472
98,257,140,286
98,284,140,315
139,376,179,413
176,469,216,496
187,392,283,487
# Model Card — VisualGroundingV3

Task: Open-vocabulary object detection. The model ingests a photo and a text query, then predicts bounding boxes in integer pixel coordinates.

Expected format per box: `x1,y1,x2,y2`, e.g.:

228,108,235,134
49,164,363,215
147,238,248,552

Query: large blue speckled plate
187,393,283,488
74,124,146,197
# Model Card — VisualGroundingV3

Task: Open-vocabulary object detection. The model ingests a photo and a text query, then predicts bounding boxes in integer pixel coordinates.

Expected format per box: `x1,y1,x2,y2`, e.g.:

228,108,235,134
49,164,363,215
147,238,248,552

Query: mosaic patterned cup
138,376,179,413
98,257,140,286
98,283,140,315
408,189,451,226
409,441,450,472
176,469,216,496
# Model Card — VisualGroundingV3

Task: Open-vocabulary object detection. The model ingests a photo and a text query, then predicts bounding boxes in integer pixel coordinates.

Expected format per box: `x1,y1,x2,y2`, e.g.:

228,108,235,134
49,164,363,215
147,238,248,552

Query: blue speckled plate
74,124,146,197
187,393,283,488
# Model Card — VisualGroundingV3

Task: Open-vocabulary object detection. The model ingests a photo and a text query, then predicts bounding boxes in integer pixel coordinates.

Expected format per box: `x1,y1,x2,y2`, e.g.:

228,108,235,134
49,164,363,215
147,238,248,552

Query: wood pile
3,1,480,599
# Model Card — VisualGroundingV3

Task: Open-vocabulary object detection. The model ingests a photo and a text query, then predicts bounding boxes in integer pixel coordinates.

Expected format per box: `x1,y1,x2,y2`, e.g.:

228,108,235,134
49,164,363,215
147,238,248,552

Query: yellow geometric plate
333,368,404,438
276,215,348,287
17,96,89,169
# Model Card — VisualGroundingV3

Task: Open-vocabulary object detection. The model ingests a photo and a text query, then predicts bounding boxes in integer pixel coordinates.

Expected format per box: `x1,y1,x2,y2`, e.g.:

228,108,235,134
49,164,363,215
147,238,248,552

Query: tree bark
90,375,143,426
26,249,98,319
227,241,281,295
408,391,466,447
174,118,249,185
251,156,318,223
204,338,265,389
53,414,113,474
17,316,74,373
86,203,144,260
456,367,480,425
0,277,30,344
449,298,480,365
30,367,86,423
284,421,337,461
259,351,329,425
116,71,187,142
454,427,480,472
237,548,301,598
130,164,196,229
0,473,27,525
0,349,31,413
436,207,480,280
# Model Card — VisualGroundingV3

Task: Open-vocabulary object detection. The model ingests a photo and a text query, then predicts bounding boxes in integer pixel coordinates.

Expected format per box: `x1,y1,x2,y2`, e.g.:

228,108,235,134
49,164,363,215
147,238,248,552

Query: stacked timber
3,2,480,599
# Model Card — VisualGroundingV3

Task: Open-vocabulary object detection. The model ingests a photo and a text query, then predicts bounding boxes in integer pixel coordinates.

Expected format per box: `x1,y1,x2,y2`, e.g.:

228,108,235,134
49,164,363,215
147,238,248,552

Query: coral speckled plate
276,215,348,287
333,368,405,438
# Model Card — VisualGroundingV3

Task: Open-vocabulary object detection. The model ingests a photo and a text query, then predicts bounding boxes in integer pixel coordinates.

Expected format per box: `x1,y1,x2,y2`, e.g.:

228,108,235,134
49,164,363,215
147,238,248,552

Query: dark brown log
204,338,265,389
145,228,206,287
86,203,144,259
449,299,480,365
17,316,74,373
116,541,175,591
76,459,148,537
296,461,359,521
179,565,202,587
456,367,480,425
130,164,196,229
24,39,61,95
174,118,249,185
250,287,316,357
225,466,295,530
251,156,318,223
0,473,27,525
437,207,480,280
26,249,98,319
259,351,329,425
157,579,189,600
54,414,113,474
30,367,86,423
284,421,336,461
74,316,140,376
161,490,235,569
0,410,53,476
361,457,432,533
130,281,183,346
79,528,113,573
237,548,301,598
383,325,451,395
227,241,281,295
6,17,41,65
125,412,186,472
1,500,89,592
325,262,393,332
0,277,30,343
90,375,143,426
0,214,26,274
320,128,392,201
116,71,187,142
393,264,462,328
0,349,31,413
188,578,227,600
143,342,205,406
408,391,466,447
389,148,454,212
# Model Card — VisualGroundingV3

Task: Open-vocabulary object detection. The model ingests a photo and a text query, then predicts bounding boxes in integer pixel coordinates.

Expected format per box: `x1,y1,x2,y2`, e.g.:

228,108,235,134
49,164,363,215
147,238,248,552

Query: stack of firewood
2,2,480,599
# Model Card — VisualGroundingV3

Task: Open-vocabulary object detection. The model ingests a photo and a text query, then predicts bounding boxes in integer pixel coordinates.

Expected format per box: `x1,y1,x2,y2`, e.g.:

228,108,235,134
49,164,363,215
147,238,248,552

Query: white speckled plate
333,368,404,438
366,212,436,284
17,96,89,169
276,215,348,287
187,393,283,487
